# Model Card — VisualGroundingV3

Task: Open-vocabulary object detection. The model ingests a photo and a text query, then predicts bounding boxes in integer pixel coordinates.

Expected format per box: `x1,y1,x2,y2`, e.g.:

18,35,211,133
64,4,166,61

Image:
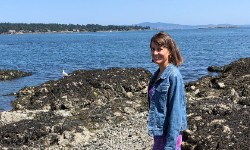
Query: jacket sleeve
164,73,184,149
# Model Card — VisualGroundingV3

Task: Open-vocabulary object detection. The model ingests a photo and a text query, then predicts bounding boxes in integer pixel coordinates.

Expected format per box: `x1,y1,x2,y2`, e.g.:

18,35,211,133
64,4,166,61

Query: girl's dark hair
150,31,183,66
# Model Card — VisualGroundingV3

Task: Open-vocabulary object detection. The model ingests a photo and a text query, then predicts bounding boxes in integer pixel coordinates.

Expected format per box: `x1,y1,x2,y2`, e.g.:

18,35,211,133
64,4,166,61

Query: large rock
184,58,250,150
0,68,152,149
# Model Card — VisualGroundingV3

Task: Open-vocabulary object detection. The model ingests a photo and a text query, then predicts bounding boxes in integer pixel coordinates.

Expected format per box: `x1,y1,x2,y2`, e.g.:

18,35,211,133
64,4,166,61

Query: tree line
0,23,150,34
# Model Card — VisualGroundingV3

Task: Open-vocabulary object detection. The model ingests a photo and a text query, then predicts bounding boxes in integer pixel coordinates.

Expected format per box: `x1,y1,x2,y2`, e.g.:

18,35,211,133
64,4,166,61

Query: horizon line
1,22,250,26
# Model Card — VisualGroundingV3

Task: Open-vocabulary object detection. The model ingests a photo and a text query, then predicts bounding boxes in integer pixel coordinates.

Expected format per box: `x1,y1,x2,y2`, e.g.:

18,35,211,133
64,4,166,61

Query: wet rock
0,70,32,81
184,58,250,149
207,65,227,72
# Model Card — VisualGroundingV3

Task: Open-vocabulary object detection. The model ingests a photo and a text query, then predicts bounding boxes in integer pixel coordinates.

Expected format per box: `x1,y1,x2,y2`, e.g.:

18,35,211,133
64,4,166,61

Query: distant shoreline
1,27,245,35
2,22,249,35
0,29,153,35
198,26,240,29
0,23,150,35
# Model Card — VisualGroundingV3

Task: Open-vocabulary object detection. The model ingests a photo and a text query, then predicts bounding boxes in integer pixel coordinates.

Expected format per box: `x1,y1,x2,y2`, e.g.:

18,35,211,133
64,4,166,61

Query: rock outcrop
184,58,250,150
0,58,249,149
0,70,31,81
0,68,152,149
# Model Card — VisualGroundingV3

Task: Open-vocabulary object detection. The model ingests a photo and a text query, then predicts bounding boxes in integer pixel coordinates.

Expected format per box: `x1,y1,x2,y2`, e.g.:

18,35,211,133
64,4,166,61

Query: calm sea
0,28,250,111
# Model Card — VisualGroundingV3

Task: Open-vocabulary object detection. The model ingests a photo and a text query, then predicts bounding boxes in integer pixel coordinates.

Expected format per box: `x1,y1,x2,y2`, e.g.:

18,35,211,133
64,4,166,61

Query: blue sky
0,0,249,25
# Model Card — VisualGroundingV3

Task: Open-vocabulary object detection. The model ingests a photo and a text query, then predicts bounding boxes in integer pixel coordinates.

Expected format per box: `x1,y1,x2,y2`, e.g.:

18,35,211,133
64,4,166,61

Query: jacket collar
157,63,174,79
150,64,174,87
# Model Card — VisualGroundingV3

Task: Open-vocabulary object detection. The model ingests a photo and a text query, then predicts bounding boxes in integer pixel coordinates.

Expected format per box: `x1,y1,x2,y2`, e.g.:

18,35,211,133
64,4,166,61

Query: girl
148,32,187,150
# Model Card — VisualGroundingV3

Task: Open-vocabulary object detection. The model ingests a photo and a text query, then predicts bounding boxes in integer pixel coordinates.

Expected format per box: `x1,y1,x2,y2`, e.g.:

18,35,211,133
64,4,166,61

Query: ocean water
0,28,250,111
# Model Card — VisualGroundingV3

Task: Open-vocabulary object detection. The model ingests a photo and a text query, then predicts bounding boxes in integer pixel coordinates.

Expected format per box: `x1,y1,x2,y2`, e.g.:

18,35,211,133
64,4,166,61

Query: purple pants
153,134,182,150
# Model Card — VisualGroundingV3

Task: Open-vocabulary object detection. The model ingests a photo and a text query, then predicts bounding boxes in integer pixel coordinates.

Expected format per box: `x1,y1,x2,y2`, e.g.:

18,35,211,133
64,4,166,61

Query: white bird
62,69,69,77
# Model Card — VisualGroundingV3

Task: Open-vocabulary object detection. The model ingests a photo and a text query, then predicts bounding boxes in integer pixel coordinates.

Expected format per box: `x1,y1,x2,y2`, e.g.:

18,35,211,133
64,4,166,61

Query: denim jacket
148,64,187,150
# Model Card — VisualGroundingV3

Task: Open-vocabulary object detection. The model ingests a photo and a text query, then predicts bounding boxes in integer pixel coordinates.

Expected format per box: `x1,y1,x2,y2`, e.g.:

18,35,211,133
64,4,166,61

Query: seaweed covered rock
183,58,250,150
0,70,32,81
0,68,152,149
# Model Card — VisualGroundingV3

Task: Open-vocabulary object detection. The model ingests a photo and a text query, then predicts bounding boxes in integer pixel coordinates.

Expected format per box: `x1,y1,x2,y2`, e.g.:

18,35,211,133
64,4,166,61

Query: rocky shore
0,70,31,81
184,58,250,149
0,58,249,149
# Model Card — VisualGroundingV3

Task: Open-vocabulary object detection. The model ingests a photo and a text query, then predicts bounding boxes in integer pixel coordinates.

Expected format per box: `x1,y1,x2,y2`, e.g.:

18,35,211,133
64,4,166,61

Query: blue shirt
148,64,187,150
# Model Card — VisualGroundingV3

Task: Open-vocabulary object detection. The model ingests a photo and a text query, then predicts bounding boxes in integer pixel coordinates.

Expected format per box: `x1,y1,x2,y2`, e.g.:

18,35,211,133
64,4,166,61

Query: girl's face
150,41,170,68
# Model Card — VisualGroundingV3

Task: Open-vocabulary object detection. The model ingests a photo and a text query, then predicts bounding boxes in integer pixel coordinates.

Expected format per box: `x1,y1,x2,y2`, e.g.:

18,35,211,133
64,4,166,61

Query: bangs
151,37,167,48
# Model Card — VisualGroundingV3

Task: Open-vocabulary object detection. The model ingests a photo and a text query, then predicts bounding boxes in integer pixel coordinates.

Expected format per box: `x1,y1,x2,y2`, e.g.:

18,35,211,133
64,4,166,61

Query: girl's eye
157,48,162,52
151,47,162,52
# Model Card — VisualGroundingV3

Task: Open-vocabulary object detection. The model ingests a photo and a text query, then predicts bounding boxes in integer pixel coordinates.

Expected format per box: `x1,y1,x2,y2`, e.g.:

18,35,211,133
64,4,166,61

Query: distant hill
136,22,250,30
